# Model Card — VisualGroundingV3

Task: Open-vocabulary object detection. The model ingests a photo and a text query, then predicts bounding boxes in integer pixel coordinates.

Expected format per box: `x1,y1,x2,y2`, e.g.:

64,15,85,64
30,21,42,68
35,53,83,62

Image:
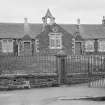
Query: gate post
56,51,67,85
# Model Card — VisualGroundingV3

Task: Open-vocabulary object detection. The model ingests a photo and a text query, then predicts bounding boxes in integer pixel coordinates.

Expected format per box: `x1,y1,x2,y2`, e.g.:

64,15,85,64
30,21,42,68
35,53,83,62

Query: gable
22,35,32,40
36,24,73,53
36,23,73,39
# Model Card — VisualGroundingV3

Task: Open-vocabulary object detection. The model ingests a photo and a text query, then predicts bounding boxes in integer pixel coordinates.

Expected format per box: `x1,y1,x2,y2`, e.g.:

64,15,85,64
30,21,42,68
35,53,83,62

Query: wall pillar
18,40,21,56
94,39,98,54
56,51,67,85
72,38,75,55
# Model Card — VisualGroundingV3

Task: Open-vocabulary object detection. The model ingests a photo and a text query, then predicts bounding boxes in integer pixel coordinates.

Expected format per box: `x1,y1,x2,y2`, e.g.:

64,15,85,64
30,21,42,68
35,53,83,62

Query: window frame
98,40,105,52
1,39,14,53
23,40,31,49
85,40,94,52
49,32,62,49
35,39,39,45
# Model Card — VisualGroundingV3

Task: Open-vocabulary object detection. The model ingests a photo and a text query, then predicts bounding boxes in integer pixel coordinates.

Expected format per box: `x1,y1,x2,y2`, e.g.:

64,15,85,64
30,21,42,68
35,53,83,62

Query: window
36,47,39,53
49,33,62,49
8,39,13,42
98,40,105,52
2,40,8,53
56,38,61,48
24,42,31,49
50,38,55,48
3,39,7,43
2,39,13,53
35,39,39,45
85,40,94,52
47,18,50,24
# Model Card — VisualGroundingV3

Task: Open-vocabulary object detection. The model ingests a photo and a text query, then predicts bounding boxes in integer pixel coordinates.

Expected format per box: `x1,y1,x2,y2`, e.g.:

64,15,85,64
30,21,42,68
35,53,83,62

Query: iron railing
0,54,105,89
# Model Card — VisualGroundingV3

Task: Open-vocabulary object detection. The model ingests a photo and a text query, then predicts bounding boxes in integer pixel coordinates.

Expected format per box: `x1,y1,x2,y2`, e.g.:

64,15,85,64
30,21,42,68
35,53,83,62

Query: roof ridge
80,24,102,25
0,22,103,26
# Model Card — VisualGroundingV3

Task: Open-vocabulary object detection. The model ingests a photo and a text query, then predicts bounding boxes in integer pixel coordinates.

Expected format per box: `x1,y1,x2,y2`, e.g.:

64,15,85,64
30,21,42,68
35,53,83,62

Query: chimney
76,18,80,30
24,18,28,23
24,18,30,35
77,18,80,25
102,16,105,25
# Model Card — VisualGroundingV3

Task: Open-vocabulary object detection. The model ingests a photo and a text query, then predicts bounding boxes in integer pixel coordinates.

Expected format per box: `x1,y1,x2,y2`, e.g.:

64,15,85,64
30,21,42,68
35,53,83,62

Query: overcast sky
0,0,105,24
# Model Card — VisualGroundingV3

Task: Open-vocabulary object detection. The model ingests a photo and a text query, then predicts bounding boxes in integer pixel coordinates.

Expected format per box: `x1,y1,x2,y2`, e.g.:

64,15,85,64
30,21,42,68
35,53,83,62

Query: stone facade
0,9,105,55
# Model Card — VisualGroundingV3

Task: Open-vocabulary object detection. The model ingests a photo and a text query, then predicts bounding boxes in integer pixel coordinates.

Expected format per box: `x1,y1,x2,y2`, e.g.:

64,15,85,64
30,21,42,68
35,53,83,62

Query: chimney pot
24,18,28,23
24,18,30,35
102,16,105,25
77,18,80,25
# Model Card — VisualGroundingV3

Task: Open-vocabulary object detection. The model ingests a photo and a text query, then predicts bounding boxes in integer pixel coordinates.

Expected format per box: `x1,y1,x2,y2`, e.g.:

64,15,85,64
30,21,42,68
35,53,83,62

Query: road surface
0,85,105,105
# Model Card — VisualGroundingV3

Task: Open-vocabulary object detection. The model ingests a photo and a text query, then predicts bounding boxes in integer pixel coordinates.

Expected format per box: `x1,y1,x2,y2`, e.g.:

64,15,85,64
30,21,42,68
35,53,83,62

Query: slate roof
0,22,105,39
79,24,105,39
60,24,77,35
0,23,42,39
22,35,32,40
59,24,105,39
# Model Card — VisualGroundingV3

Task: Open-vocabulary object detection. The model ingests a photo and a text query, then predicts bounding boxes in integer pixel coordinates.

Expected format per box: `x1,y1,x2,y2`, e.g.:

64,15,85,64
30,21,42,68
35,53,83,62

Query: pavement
0,84,105,105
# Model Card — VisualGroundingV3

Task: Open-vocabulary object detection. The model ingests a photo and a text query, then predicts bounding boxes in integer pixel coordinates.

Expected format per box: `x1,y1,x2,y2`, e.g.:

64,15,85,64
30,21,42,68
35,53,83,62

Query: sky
0,0,105,24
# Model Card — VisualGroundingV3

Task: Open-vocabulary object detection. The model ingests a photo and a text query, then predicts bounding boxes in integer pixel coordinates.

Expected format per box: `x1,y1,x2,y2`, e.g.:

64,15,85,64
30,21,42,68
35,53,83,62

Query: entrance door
75,42,81,55
23,41,32,56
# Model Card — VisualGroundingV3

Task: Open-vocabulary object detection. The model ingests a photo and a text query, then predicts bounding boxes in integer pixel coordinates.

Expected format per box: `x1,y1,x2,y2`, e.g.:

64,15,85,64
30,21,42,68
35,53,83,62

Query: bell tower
42,9,55,31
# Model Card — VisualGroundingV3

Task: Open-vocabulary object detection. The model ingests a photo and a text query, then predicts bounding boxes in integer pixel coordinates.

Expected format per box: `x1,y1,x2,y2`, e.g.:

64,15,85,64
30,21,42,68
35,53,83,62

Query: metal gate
88,55,105,88
56,54,105,88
